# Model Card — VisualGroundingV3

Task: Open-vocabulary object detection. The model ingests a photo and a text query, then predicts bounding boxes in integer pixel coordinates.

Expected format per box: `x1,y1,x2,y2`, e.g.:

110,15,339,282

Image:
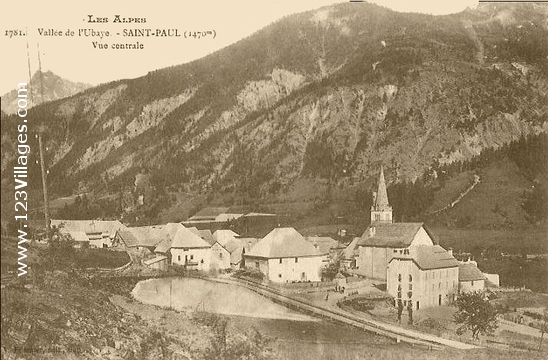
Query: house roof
226,237,259,264
171,226,211,248
65,230,89,242
357,223,426,248
342,237,362,260
215,213,243,222
52,219,124,237
389,245,459,270
143,255,168,266
459,263,486,282
187,207,230,221
154,237,172,254
188,228,215,245
213,229,240,246
117,226,167,248
246,228,326,259
243,212,276,217
305,236,341,254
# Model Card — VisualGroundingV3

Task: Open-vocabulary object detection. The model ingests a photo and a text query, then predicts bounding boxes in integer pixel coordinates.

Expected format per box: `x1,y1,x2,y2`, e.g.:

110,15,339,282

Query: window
295,258,298,263
409,275,413,282
375,214,381,221
397,284,402,291
278,274,282,278
416,301,420,310
279,258,282,264
409,284,413,291
398,274,402,282
190,255,194,260
255,261,260,268
178,255,181,261
397,291,402,299
393,249,398,253
471,281,474,286
219,253,223,259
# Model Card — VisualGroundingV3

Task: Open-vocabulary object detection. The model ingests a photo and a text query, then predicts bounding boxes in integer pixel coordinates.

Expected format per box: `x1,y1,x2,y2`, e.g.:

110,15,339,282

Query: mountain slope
1,2,547,227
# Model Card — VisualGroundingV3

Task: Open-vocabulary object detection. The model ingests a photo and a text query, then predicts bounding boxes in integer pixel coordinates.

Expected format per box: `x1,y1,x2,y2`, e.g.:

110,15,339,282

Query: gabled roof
65,230,89,242
171,226,211,248
215,213,243,222
188,228,215,245
226,237,259,265
187,207,230,220
154,237,172,254
143,255,168,266
305,236,342,254
389,245,459,270
213,229,240,246
52,219,124,237
459,263,486,282
342,237,361,260
246,228,326,259
357,223,425,248
117,226,167,248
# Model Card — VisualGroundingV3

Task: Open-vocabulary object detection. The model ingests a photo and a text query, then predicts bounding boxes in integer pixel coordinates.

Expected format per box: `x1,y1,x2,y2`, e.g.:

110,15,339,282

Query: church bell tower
371,166,393,224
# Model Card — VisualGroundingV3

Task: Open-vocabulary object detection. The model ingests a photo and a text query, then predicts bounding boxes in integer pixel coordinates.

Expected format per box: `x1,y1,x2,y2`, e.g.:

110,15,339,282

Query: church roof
390,245,459,270
245,228,326,259
459,263,486,281
357,222,425,248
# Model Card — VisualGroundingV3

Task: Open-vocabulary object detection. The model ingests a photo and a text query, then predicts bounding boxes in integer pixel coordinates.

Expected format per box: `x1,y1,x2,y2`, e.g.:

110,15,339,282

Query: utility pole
36,44,50,229
38,132,50,228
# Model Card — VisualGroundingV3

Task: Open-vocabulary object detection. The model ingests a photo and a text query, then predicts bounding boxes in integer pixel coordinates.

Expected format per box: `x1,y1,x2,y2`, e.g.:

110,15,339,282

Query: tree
453,291,498,340
320,260,340,282
397,300,403,323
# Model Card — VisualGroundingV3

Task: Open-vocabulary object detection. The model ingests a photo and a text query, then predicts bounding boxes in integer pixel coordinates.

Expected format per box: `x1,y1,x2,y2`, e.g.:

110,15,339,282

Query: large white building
244,228,328,282
387,245,459,310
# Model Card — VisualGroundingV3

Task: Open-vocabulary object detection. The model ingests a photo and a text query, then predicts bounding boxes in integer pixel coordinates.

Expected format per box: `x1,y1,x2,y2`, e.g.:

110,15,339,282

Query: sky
0,0,478,95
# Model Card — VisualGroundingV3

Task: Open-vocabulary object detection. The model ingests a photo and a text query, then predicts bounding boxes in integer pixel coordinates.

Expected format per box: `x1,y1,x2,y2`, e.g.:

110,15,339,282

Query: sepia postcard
1,1,547,359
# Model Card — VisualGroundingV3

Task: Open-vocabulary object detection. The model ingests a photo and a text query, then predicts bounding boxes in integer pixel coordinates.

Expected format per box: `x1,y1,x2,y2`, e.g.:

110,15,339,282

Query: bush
234,268,264,281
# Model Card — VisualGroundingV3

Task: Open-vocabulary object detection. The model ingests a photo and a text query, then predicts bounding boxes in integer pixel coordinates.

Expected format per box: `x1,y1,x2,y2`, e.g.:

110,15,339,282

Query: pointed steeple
375,166,390,211
371,166,393,224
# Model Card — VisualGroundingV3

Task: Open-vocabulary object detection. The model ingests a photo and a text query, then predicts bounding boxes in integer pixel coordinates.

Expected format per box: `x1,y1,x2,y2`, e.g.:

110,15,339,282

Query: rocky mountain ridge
0,70,91,114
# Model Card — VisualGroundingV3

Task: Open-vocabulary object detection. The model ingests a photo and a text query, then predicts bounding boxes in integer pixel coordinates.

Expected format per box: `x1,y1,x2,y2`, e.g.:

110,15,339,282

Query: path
427,174,480,216
206,276,478,350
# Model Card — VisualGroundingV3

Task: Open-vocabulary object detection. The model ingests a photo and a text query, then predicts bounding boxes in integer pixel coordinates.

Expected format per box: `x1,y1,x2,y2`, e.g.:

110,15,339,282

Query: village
42,167,547,352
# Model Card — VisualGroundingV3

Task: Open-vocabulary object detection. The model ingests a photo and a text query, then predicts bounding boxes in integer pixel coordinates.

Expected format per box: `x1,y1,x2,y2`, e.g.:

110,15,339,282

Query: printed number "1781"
5,30,27,38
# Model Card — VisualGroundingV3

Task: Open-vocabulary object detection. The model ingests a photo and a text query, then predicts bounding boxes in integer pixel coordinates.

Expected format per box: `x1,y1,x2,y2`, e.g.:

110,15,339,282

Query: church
348,167,437,281
345,167,460,308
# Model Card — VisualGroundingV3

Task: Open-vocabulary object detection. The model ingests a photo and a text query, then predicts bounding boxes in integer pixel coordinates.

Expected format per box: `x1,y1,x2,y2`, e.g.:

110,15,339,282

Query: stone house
387,245,459,309
244,227,328,283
